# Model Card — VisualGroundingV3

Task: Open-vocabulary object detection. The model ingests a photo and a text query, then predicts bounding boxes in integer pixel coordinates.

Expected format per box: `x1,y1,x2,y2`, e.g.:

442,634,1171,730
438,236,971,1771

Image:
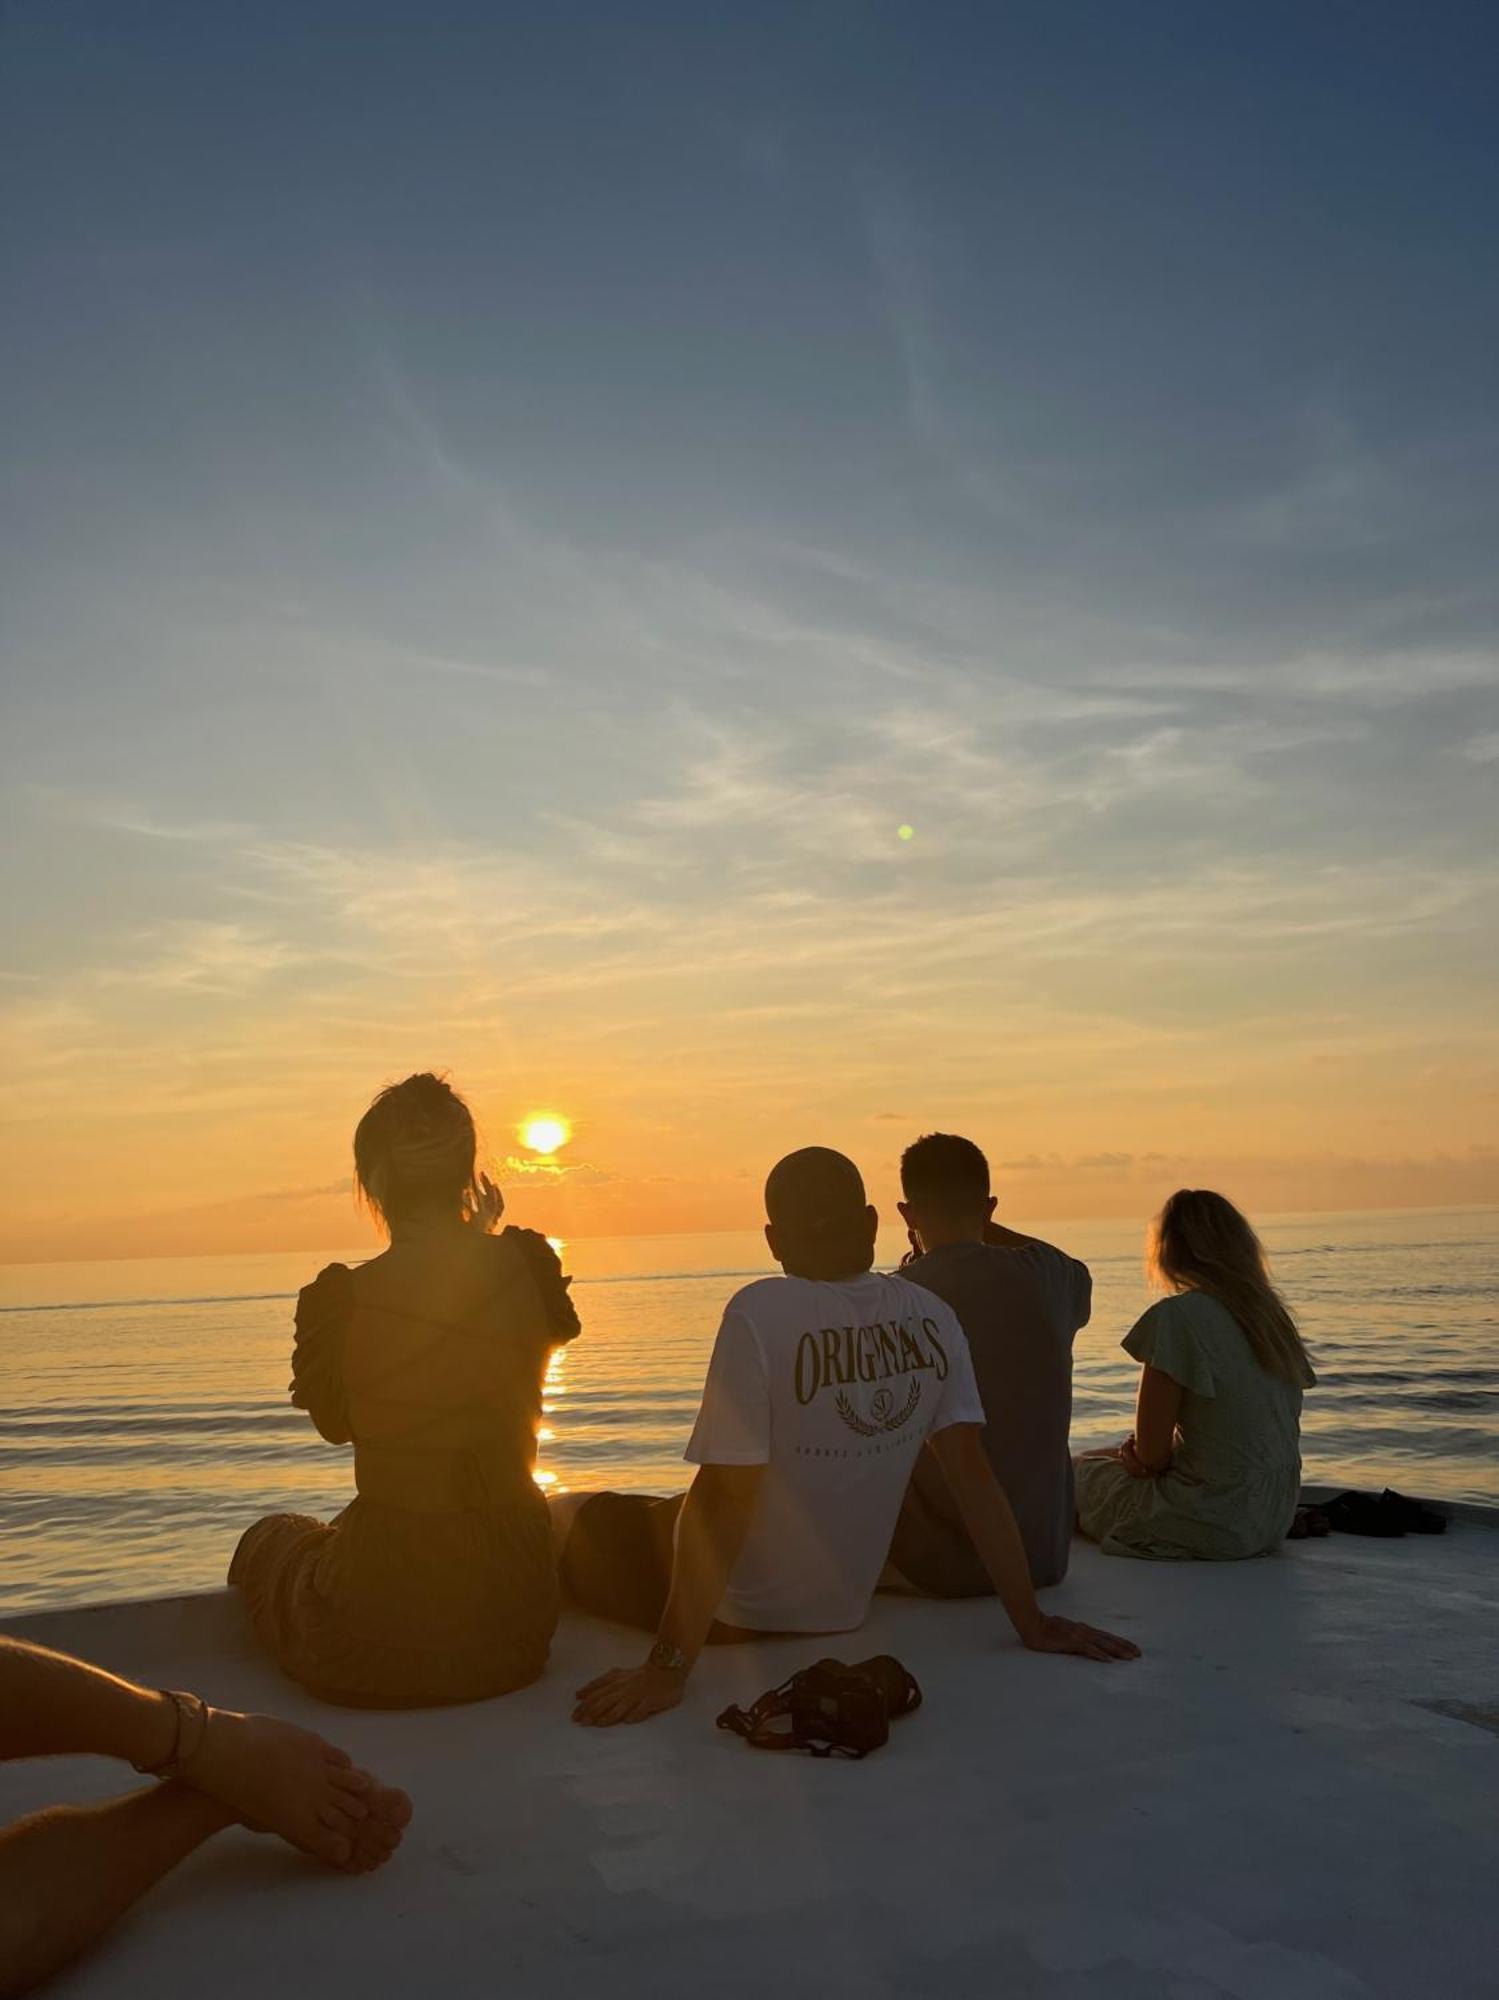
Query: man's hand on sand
1022,1614,1140,1663
573,1663,685,1727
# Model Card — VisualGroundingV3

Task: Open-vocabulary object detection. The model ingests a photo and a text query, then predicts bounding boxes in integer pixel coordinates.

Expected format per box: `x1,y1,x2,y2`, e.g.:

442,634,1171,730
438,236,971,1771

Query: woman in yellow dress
230,1073,579,1707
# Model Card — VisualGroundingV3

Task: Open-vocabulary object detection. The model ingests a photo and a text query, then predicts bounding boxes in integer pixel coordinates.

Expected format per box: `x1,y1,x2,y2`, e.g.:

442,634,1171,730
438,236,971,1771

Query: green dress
1074,1290,1304,1560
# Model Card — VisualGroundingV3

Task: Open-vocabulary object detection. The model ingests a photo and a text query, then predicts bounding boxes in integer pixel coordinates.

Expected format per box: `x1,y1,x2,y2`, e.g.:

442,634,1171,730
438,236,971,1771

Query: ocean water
1,1208,1494,1616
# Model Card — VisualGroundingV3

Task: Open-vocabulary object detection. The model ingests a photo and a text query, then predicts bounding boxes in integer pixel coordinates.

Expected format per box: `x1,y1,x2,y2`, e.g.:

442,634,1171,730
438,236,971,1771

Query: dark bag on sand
716,1655,922,1760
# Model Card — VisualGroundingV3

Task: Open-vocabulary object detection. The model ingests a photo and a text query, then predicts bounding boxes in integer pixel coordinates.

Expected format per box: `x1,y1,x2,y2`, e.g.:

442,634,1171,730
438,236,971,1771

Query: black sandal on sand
716,1655,922,1759
1286,1506,1331,1539
1380,1488,1448,1535
1321,1488,1451,1537
1324,1490,1407,1537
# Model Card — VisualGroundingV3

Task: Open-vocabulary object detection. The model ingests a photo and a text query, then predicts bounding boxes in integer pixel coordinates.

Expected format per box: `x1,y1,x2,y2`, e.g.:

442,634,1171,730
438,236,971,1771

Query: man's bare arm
572,1463,765,1726
656,1463,765,1670
926,1425,1141,1663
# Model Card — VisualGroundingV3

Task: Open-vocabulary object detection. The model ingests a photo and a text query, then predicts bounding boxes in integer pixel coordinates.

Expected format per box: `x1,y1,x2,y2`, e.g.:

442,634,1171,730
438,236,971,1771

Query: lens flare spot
520,1115,570,1155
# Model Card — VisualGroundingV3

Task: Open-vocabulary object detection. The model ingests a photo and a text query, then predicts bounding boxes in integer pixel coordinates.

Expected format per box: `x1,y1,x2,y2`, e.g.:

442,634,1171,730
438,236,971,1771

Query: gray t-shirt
889,1238,1091,1589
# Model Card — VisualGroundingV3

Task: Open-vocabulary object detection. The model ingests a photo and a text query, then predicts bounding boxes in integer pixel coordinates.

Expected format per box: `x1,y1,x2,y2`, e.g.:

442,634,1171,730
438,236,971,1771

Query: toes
329,1765,375,1797
369,1786,413,1827
350,1829,401,1874
319,1801,367,1835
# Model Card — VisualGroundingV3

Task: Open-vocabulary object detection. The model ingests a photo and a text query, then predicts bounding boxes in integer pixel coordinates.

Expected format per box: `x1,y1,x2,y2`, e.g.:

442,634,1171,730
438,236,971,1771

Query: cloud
3,483,1495,1249
99,922,301,994
497,1154,616,1188
859,178,1022,527
27,784,251,845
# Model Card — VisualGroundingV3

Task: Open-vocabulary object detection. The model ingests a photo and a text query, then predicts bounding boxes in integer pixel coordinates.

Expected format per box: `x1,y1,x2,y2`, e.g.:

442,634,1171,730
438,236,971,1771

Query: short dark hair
900,1132,990,1215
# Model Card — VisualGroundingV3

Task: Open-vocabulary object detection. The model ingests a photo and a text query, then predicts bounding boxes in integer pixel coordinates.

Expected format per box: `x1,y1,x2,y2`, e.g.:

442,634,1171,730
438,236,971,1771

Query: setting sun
520,1115,571,1156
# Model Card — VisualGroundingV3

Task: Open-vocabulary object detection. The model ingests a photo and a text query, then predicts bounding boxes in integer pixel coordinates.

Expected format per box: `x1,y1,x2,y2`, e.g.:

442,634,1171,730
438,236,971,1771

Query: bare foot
185,1709,406,1872
348,1782,414,1874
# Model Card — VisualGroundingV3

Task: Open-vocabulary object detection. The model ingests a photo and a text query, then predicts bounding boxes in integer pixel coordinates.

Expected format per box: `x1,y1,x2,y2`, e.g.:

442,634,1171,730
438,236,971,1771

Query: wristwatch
647,1638,689,1675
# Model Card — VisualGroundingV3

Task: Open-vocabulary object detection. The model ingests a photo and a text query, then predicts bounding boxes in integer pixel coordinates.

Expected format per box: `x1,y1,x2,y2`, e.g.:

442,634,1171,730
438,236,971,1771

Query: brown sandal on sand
1286,1506,1331,1539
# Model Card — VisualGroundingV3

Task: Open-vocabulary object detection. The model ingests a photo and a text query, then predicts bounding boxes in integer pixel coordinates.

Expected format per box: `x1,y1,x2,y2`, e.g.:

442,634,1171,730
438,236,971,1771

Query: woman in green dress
1075,1189,1314,1560
229,1072,579,1706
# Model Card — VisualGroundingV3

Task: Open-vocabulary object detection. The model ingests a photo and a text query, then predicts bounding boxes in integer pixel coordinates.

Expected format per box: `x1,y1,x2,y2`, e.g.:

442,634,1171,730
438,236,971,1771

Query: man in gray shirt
888,1133,1090,1590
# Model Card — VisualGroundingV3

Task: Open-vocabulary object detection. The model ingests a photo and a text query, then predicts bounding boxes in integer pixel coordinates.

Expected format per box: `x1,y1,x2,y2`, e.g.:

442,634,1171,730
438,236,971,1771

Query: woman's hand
1120,1436,1164,1480
572,1664,686,1727
467,1173,504,1234
1021,1614,1141,1663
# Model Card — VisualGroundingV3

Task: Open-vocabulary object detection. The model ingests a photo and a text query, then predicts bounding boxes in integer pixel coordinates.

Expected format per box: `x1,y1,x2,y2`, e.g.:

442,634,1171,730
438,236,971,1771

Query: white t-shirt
685,1269,986,1633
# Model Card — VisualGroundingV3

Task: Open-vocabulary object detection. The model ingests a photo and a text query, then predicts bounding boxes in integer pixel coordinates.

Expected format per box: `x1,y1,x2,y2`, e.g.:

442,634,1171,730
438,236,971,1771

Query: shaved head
765,1146,867,1228
764,1148,876,1279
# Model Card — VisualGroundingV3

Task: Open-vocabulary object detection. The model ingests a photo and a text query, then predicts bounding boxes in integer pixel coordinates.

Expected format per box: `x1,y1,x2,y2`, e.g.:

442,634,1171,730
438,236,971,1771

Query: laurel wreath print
835,1376,922,1437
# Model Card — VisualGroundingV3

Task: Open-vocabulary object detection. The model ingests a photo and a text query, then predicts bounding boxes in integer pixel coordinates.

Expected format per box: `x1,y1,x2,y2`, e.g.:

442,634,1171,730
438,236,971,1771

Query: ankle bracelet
133,1689,211,1777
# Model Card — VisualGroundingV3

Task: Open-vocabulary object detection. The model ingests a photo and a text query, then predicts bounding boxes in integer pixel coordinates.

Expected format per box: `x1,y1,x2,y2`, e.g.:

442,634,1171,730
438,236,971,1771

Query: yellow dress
229,1227,578,1708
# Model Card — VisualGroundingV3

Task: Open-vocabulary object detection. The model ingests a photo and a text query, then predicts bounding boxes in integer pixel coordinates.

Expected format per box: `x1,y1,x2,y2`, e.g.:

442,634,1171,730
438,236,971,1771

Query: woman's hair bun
353,1072,479,1229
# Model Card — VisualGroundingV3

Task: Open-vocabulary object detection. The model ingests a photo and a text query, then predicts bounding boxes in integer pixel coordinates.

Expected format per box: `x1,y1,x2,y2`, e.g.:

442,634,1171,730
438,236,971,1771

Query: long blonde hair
352,1072,482,1233
1150,1189,1315,1388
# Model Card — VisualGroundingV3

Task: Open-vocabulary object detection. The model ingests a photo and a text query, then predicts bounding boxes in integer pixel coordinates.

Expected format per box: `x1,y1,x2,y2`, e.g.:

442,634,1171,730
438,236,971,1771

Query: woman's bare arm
1126,1365,1184,1475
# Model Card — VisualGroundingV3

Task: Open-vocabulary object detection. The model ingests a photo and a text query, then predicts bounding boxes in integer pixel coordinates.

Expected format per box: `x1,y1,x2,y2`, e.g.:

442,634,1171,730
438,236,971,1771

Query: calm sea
1,1207,1494,1616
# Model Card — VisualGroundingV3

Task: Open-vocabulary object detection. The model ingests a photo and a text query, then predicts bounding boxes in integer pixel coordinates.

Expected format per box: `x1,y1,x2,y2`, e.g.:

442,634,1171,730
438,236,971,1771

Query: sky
2,0,1497,1262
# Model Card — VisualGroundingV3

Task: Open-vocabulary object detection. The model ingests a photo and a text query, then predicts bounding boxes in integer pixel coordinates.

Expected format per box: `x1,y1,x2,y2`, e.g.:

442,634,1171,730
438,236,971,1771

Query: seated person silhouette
555,1147,1139,1727
887,1133,1091,1593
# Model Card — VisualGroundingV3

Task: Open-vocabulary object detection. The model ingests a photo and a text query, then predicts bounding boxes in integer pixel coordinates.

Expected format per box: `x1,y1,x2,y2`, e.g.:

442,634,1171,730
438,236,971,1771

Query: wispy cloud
98,922,302,994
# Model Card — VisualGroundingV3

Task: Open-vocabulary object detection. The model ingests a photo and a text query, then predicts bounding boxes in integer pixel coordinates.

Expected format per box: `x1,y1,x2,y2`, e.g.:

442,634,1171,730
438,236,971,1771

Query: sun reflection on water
537,1345,568,1490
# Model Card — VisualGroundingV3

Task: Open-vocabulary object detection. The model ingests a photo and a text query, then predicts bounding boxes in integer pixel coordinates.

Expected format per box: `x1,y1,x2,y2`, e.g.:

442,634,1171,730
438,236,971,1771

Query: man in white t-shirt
558,1148,1139,1727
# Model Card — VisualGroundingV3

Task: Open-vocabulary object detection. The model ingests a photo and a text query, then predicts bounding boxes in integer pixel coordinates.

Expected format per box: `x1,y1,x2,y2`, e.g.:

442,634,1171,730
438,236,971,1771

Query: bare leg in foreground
0,1637,412,1996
